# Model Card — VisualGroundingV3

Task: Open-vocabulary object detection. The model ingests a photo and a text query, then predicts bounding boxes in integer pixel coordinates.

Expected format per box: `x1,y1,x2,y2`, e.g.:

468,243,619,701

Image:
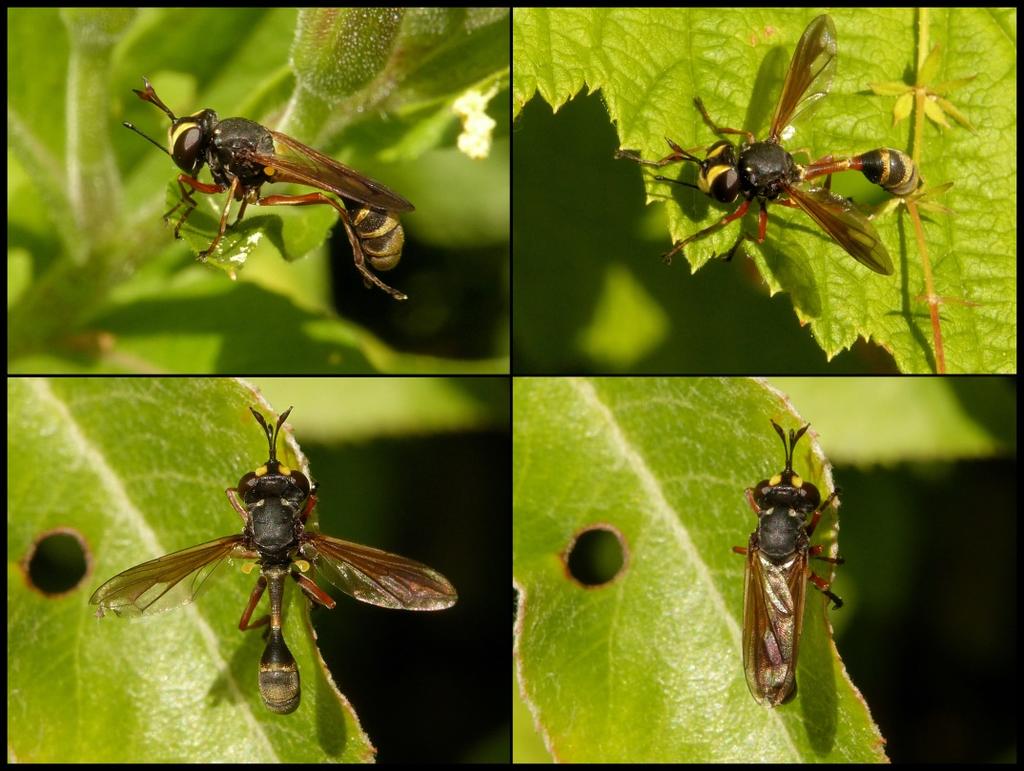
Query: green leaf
512,8,1016,372
513,378,887,762
10,375,506,761
8,378,372,760
165,181,342,278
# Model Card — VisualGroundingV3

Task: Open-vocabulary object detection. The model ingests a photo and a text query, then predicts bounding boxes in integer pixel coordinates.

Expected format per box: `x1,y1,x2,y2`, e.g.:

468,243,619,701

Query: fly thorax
250,497,299,554
738,142,797,199
757,507,804,560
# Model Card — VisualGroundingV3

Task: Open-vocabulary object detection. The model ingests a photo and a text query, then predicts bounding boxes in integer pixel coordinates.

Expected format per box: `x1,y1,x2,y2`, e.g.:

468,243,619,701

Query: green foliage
512,376,1014,760
9,376,506,760
513,378,878,761
513,8,1016,372
8,379,370,760
8,8,510,373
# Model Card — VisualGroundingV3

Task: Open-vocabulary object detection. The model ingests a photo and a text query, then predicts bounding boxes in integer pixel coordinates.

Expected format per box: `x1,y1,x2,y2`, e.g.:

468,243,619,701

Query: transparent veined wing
302,534,457,611
769,15,838,142
89,535,250,617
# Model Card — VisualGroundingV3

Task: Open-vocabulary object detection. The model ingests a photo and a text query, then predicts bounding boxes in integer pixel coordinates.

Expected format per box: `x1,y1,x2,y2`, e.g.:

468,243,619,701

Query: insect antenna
248,406,293,462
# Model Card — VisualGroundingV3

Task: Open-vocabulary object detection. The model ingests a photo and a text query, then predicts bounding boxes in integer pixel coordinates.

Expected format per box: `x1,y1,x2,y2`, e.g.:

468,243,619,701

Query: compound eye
171,124,203,174
800,481,822,508
236,470,258,494
289,470,311,497
709,167,740,203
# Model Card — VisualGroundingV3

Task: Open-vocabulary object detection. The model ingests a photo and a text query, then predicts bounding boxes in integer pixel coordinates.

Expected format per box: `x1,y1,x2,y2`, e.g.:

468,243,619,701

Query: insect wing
251,131,415,212
769,15,837,142
742,543,808,706
786,185,894,275
89,535,248,617
304,534,457,611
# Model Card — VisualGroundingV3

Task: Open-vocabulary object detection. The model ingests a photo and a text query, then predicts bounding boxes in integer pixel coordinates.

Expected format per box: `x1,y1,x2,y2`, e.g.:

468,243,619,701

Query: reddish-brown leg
808,490,844,607
744,487,760,514
662,198,752,265
291,571,336,610
808,546,844,565
297,492,317,525
614,137,702,168
225,488,249,524
756,201,769,242
255,192,407,300
176,174,223,196
807,570,843,608
693,97,756,144
197,177,241,259
169,174,227,241
805,491,838,538
239,574,270,631
733,489,760,554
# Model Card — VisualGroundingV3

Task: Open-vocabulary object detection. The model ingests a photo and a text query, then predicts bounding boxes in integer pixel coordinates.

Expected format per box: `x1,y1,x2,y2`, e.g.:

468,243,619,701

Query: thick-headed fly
90,406,457,714
732,420,842,707
123,77,414,300
617,14,921,275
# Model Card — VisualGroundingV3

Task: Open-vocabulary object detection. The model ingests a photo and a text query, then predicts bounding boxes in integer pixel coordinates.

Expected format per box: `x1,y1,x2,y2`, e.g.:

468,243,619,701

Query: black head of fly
237,406,311,507
122,76,217,177
752,420,822,514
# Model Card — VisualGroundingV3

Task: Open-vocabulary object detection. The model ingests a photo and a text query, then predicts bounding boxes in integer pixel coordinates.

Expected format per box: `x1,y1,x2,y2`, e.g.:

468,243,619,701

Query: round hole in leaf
23,528,89,596
564,524,627,587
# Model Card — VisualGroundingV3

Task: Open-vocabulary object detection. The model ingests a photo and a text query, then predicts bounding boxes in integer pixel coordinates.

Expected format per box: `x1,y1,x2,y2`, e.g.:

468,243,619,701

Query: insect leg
807,570,843,608
291,570,336,610
256,192,408,301
693,97,756,144
233,197,249,226
662,198,752,265
337,208,408,301
806,490,838,537
197,177,241,259
166,180,198,236
168,174,223,238
239,573,270,631
744,487,760,513
807,489,843,607
755,201,770,243
226,487,249,523
297,491,317,525
808,545,844,565
614,137,702,167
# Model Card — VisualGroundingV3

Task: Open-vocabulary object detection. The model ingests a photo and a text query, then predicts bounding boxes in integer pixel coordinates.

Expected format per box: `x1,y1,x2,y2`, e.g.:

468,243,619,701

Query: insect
90,406,457,714
123,77,414,300
732,420,843,707
616,14,921,275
